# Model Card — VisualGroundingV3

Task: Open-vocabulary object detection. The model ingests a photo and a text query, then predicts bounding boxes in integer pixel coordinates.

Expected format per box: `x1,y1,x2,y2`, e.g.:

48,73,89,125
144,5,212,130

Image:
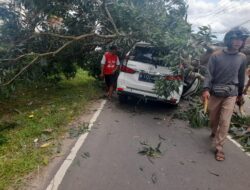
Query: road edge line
46,99,107,190
227,135,250,157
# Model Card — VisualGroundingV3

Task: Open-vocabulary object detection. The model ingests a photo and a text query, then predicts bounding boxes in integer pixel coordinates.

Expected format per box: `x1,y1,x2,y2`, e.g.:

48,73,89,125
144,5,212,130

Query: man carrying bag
202,27,249,161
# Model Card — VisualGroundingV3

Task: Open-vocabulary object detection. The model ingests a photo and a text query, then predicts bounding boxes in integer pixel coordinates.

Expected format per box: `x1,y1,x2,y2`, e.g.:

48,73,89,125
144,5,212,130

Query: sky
186,0,250,40
1,0,249,40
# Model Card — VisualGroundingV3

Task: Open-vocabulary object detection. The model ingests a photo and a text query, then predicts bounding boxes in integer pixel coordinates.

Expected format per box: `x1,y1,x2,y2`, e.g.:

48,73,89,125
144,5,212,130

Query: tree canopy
0,0,214,97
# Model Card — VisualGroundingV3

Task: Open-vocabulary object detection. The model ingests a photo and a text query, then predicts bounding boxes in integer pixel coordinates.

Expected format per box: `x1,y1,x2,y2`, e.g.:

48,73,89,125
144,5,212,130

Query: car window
129,46,168,66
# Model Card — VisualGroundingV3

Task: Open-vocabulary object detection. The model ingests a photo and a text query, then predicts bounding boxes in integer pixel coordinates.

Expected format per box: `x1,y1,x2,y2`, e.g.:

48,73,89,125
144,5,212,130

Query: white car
116,42,183,105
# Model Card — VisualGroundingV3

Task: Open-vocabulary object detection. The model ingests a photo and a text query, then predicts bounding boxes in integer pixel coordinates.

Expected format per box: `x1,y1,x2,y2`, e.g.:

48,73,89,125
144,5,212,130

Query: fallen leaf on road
139,166,144,172
153,117,162,120
81,152,90,159
138,141,162,159
188,160,196,164
40,142,51,148
158,135,166,141
208,170,220,177
28,114,34,118
179,161,185,165
151,173,158,184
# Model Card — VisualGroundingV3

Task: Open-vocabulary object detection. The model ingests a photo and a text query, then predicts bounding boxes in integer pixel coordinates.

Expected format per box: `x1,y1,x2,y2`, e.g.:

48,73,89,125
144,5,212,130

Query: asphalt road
58,97,250,190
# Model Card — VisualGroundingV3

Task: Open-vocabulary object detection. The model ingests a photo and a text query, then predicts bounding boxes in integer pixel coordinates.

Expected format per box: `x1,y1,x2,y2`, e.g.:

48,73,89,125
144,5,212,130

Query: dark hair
224,27,249,50
109,45,118,51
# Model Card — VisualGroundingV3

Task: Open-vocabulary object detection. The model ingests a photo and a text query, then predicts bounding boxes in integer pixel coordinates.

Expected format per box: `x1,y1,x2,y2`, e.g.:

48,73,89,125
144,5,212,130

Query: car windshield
129,46,169,66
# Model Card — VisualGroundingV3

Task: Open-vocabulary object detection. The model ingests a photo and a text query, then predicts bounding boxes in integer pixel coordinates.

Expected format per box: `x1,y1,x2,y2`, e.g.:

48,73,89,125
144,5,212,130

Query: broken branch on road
138,141,163,160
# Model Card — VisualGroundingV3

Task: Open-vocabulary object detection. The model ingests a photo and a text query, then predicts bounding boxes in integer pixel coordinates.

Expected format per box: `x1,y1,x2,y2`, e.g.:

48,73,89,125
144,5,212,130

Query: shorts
104,74,116,87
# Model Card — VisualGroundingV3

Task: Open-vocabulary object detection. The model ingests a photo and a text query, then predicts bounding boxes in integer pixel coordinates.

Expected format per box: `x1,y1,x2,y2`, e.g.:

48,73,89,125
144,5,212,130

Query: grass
0,69,102,190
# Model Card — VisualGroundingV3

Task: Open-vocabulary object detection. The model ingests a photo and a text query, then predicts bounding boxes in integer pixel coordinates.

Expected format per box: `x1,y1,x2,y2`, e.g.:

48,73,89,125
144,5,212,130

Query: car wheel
118,94,128,104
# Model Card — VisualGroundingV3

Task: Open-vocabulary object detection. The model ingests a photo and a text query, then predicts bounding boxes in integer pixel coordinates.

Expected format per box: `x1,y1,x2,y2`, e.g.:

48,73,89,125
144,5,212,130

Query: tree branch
1,52,37,62
1,56,39,86
0,33,119,62
35,32,77,40
103,0,120,34
0,33,120,86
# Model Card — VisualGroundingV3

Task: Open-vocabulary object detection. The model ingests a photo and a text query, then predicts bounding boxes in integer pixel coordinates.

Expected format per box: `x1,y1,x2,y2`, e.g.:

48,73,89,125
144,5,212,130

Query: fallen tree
0,0,215,98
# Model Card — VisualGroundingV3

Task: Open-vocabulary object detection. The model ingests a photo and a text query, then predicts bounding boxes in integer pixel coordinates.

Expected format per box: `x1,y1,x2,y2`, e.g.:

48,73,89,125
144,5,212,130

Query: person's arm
238,57,247,96
112,56,120,74
116,57,120,70
203,55,215,91
202,55,215,101
100,55,106,77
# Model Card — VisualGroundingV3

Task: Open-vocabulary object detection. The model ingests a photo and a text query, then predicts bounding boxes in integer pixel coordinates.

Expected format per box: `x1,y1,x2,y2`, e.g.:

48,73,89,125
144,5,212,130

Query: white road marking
46,100,107,190
227,135,250,157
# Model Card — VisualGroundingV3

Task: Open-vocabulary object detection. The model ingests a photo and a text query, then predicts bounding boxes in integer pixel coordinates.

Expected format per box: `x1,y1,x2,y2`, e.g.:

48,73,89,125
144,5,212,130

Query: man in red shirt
100,45,120,99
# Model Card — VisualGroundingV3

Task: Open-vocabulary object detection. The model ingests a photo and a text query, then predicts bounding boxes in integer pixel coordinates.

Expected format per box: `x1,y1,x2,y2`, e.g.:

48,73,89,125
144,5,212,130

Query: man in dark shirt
202,27,249,161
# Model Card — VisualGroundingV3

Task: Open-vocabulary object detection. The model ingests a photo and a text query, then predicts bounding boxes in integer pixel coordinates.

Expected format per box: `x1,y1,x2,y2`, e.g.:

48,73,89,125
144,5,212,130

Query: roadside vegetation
229,113,250,152
0,69,101,189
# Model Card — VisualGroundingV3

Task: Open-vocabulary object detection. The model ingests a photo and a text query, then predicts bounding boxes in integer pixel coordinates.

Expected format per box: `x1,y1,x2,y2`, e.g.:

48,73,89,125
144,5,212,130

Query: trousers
208,95,236,151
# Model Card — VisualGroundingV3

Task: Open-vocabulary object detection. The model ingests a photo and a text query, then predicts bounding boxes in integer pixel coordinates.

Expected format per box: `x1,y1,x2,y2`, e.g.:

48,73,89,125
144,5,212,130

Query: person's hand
112,68,118,74
99,73,104,79
202,90,210,102
236,95,244,104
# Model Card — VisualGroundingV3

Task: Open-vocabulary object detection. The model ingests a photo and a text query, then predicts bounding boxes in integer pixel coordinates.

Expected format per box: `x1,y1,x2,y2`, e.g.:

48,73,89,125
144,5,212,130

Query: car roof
134,42,153,47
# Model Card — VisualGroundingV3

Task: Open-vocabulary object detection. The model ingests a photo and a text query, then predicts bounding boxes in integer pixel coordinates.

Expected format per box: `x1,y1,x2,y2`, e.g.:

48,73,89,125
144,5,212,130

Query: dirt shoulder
23,99,104,190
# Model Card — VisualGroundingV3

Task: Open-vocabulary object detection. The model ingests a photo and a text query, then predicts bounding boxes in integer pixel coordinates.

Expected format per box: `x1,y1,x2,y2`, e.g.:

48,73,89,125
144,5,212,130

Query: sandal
215,150,225,161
